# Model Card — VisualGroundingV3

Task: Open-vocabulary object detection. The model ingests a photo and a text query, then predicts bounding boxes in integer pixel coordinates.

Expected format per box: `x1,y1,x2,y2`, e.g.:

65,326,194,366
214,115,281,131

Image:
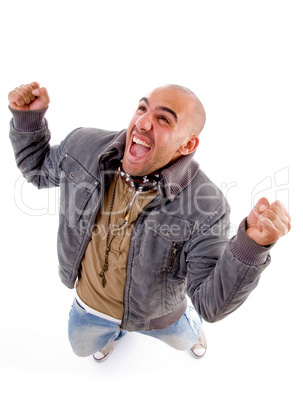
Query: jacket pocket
59,153,99,225
166,278,186,309
138,214,192,274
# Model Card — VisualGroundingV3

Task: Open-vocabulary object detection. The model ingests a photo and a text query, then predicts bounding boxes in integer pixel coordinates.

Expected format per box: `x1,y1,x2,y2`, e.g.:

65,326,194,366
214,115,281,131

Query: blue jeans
68,299,202,357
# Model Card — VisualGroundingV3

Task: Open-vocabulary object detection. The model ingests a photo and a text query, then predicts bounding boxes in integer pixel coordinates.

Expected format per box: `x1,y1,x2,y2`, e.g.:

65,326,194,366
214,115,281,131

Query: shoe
190,327,207,358
93,341,116,362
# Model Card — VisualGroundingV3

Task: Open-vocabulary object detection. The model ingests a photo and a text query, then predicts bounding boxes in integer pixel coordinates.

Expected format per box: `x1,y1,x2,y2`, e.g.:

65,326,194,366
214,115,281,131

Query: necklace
98,164,160,288
99,171,120,288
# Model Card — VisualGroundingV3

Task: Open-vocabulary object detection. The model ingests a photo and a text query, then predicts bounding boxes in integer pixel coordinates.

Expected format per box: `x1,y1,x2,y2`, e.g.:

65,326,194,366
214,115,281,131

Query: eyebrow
139,97,178,122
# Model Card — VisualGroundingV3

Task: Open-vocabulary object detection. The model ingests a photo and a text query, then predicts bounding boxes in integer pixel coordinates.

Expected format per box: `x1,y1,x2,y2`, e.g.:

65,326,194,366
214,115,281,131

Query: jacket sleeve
9,107,65,189
186,203,273,323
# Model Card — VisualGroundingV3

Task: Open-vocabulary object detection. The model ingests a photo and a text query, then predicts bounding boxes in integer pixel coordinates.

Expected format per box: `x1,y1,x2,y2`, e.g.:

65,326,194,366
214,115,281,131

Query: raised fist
246,197,291,246
8,82,50,111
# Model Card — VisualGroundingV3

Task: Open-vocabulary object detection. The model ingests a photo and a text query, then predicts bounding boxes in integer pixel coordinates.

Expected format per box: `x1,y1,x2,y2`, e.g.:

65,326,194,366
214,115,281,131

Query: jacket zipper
168,243,179,270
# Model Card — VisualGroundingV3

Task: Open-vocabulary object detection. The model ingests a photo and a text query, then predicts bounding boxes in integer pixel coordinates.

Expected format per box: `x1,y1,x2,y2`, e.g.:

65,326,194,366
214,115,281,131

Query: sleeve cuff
230,218,274,266
9,106,48,132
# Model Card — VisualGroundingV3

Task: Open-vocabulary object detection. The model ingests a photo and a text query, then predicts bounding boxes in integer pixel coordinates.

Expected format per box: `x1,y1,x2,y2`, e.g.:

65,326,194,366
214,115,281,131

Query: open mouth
130,134,151,158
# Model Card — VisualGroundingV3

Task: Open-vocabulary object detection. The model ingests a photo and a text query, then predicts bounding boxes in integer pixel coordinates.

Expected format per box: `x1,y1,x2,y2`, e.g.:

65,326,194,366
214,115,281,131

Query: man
8,82,291,362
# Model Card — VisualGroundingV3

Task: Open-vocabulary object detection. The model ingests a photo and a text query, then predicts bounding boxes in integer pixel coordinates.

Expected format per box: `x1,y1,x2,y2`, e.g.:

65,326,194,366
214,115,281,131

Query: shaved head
158,84,206,136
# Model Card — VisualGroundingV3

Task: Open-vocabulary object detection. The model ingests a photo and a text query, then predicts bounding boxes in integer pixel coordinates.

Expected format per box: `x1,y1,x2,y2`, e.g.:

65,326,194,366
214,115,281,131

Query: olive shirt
76,173,158,320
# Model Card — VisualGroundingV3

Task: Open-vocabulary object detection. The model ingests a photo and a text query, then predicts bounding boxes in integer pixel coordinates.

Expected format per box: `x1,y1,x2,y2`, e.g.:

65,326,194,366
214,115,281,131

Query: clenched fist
8,82,50,111
246,197,291,246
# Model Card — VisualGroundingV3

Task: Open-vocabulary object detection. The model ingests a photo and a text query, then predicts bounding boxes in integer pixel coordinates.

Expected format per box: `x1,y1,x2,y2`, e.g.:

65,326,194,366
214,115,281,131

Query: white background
1,1,302,401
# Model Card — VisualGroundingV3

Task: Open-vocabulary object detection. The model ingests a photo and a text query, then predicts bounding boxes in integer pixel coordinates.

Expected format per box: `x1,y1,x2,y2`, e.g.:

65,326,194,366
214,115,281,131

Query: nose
135,111,152,132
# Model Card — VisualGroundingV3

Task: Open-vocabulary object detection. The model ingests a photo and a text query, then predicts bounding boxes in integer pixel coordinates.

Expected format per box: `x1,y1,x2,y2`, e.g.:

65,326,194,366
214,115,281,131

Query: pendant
99,271,107,287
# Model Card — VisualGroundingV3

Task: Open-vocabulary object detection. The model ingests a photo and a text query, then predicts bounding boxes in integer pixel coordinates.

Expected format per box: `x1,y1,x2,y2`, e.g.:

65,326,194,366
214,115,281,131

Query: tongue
131,143,150,157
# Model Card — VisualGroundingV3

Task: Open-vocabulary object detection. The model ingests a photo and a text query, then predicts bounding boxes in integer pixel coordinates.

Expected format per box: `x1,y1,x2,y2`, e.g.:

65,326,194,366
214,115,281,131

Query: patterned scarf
118,161,160,192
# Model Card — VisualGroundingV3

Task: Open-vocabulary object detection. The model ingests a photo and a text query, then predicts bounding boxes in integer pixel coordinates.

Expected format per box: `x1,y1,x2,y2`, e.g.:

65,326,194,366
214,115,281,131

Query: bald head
155,84,206,136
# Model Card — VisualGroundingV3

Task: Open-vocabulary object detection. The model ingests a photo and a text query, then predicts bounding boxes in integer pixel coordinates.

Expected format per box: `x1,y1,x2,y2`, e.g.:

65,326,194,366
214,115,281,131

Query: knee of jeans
71,345,91,357
68,324,124,357
168,338,197,351
68,331,91,357
68,321,96,357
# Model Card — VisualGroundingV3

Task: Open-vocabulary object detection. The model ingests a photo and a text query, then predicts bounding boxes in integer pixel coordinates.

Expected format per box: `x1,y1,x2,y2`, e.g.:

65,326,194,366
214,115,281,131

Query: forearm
9,106,48,132
9,107,61,188
187,218,273,323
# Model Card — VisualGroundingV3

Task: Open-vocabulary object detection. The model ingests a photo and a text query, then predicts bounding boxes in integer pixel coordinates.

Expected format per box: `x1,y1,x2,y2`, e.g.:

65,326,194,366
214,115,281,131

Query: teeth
133,135,151,148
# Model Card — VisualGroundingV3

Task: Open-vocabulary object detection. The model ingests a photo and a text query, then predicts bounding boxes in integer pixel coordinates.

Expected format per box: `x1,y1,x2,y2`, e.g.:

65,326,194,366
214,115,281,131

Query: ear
178,135,199,156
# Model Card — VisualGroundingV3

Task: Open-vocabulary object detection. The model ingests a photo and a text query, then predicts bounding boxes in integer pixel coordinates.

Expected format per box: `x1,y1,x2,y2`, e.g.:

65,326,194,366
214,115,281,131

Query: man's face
122,86,197,177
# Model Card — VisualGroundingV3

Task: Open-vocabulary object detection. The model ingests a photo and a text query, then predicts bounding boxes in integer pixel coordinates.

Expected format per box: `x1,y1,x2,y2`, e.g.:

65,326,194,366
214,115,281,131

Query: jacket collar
100,129,200,201
160,153,199,201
